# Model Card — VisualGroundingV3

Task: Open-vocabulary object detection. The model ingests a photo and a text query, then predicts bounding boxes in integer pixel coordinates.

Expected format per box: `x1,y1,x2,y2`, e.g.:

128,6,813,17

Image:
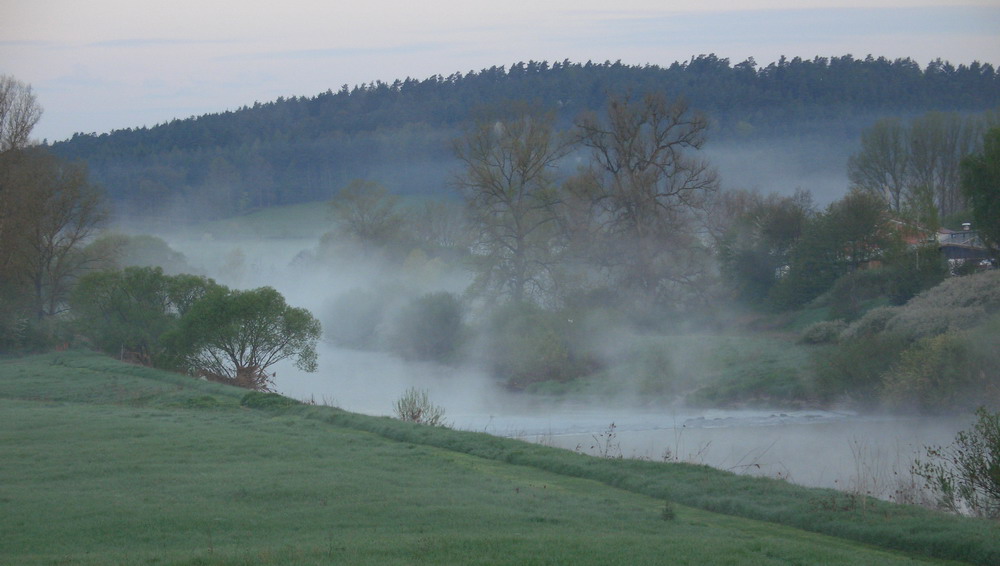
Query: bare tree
849,111,994,220
328,179,403,253
407,200,470,252
848,117,910,213
454,110,572,303
0,75,43,152
0,75,44,285
574,92,719,308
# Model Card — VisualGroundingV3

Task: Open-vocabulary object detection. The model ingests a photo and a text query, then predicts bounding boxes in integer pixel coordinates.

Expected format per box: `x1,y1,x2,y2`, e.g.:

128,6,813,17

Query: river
274,345,972,501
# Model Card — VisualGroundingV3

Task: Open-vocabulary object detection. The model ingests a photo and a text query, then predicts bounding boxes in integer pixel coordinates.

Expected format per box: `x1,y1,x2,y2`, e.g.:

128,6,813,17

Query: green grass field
2,351,996,565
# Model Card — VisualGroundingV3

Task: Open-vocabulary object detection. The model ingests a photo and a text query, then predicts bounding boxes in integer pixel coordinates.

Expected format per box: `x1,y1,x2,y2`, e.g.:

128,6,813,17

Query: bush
390,292,463,362
827,269,892,320
812,333,908,405
905,270,1000,313
912,407,1000,518
393,387,446,426
482,301,574,389
324,288,389,349
239,391,300,410
882,247,948,305
885,306,988,342
840,306,899,340
799,320,847,344
881,332,980,412
179,395,223,409
885,312,1000,410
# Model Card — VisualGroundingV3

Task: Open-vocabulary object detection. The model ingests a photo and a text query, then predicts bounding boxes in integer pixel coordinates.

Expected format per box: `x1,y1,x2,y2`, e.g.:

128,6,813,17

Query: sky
2,0,998,143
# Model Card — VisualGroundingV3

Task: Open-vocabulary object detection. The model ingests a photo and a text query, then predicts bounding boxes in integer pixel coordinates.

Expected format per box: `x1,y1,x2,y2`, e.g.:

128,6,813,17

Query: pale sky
2,0,998,143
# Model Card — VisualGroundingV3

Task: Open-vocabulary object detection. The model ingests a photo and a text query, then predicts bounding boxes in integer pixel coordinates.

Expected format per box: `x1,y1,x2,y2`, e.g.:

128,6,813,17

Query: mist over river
273,344,972,500
156,232,975,501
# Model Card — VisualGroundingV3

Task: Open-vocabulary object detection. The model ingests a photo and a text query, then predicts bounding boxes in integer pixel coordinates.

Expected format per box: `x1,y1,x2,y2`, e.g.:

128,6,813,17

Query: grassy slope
1,351,995,565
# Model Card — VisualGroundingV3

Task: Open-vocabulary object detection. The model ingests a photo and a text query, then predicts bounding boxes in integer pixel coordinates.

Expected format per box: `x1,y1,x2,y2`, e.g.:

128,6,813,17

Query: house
938,223,994,269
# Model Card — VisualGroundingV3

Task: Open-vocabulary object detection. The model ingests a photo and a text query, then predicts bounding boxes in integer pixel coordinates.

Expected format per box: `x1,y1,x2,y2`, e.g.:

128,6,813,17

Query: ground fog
155,228,970,501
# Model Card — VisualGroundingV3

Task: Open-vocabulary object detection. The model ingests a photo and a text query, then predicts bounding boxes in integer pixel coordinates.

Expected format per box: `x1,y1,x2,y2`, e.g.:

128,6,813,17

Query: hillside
48,55,1000,220
2,350,998,565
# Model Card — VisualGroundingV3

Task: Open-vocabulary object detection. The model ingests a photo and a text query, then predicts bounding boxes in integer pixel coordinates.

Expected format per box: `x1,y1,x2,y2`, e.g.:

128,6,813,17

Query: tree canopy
48,55,1000,219
168,286,321,391
961,126,1000,254
70,267,321,391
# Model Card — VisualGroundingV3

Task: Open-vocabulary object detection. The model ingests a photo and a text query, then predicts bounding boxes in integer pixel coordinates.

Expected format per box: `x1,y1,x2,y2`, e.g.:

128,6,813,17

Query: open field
2,350,997,565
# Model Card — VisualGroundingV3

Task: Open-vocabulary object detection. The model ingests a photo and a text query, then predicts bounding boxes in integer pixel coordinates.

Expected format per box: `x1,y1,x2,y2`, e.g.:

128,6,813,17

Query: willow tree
168,286,321,391
454,109,571,303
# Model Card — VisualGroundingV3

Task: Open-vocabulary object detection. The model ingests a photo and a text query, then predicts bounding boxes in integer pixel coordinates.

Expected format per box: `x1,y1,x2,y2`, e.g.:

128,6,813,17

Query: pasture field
1,350,996,565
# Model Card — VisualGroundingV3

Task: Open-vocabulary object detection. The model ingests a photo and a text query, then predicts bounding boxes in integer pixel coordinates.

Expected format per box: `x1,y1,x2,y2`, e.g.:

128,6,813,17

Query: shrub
827,269,891,320
324,288,388,349
239,391,300,410
799,320,847,344
179,395,223,409
840,306,899,340
393,387,446,426
885,306,988,342
882,247,948,305
390,292,464,362
880,332,984,413
905,269,1000,313
912,407,1000,518
812,333,908,405
482,301,576,389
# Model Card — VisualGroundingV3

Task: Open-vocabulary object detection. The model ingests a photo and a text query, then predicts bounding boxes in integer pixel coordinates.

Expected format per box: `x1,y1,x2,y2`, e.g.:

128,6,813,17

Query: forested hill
50,55,1000,220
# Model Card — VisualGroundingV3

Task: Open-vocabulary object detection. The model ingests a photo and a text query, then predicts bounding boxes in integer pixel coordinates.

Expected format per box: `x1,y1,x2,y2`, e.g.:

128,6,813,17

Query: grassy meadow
2,350,997,565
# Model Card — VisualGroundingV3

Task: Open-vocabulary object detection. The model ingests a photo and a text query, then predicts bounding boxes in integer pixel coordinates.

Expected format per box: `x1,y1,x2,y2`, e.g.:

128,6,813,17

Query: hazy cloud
88,37,237,49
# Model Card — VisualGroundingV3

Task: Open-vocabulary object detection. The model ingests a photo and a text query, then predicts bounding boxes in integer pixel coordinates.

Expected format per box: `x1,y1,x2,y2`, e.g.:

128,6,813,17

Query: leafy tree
83,233,192,274
717,190,813,304
960,126,1000,253
69,267,221,366
770,190,893,309
168,286,321,391
454,109,571,303
913,407,1000,518
0,148,107,320
574,92,719,310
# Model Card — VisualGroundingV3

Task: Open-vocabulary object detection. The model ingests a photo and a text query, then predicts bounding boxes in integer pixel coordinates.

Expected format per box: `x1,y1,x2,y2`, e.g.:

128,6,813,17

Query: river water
274,345,972,500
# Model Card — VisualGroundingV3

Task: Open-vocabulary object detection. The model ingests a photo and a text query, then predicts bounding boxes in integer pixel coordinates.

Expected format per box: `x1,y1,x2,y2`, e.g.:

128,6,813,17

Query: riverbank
2,350,997,565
